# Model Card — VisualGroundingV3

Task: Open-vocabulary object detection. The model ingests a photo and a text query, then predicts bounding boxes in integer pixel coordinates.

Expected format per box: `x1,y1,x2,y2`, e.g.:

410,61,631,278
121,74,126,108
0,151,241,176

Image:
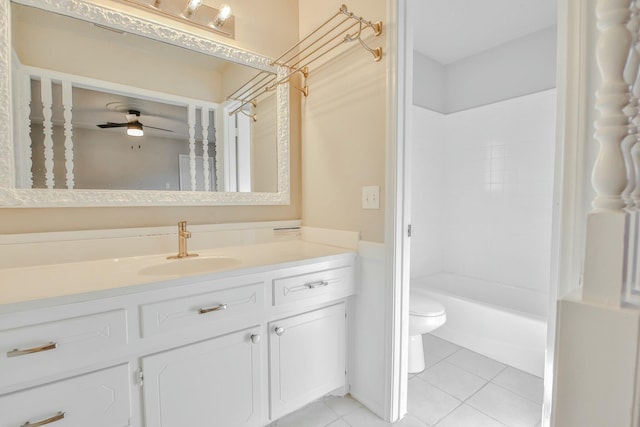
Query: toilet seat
410,296,445,318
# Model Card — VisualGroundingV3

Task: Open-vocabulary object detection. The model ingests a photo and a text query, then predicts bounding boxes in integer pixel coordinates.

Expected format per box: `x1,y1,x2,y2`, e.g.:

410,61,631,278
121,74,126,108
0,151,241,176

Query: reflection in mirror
10,2,279,194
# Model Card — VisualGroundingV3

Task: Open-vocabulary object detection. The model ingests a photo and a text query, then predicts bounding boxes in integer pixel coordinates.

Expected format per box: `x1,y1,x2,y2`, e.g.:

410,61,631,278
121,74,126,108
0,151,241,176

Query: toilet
409,290,447,373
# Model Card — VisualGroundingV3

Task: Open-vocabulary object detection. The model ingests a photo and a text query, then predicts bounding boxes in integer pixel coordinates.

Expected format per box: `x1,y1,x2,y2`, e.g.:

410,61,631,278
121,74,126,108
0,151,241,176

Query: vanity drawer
0,310,128,387
140,282,264,337
0,364,131,427
272,265,355,306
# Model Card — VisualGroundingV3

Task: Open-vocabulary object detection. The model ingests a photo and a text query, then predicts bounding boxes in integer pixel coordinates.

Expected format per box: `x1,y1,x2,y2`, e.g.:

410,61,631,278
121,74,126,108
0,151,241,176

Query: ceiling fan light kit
97,109,172,137
127,122,144,137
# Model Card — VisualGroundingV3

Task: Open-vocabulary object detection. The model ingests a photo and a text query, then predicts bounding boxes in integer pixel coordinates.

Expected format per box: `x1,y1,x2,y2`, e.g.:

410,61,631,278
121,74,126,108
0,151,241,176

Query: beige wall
298,0,387,242
2,0,301,234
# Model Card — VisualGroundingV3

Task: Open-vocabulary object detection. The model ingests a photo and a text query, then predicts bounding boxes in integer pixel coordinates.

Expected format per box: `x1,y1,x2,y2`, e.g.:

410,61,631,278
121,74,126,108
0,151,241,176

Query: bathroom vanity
0,240,356,427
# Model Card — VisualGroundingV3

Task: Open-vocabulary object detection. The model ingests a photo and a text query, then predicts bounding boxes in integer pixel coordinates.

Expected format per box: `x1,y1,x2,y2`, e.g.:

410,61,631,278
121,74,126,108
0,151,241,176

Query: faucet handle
178,220,187,231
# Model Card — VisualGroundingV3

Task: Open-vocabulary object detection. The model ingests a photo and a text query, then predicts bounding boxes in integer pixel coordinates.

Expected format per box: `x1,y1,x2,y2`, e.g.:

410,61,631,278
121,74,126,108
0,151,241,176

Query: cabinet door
142,327,262,427
269,303,346,420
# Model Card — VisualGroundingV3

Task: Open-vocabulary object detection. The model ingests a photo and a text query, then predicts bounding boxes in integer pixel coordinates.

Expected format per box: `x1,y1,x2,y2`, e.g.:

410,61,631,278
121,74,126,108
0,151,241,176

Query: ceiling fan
96,110,172,137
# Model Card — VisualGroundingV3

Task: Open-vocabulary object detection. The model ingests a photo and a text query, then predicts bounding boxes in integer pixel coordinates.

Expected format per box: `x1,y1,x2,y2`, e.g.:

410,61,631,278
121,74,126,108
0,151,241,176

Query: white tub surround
412,274,547,377
0,222,359,427
409,90,556,380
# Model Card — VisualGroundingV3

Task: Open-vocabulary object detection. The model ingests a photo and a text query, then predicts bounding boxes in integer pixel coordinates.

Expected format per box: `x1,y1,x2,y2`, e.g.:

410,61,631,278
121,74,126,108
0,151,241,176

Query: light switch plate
362,186,380,209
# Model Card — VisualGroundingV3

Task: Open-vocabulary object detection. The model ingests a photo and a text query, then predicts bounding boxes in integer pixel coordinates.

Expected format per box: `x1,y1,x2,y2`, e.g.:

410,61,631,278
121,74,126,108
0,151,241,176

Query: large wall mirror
0,0,290,206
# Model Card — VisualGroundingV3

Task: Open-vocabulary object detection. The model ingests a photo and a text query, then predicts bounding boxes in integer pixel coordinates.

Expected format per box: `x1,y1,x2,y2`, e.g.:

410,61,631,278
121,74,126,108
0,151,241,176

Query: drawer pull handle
306,280,329,289
274,326,285,336
198,303,228,315
7,342,57,358
21,411,65,426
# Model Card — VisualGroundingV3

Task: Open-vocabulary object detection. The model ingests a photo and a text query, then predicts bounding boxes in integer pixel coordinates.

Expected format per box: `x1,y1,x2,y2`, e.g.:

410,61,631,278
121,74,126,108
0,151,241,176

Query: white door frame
384,0,412,421
543,0,591,425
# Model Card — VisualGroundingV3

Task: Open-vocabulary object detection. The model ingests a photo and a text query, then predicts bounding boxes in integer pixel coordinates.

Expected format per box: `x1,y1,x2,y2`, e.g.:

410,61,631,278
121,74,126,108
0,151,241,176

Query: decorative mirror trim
0,0,290,207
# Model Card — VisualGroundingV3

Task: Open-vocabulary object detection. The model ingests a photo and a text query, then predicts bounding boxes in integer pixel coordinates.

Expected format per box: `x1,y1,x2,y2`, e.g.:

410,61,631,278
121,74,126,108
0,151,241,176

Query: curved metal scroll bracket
344,20,383,62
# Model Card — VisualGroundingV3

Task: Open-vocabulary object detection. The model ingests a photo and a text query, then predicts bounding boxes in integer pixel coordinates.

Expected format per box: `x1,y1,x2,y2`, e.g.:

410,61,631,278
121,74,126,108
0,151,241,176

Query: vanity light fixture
120,0,235,38
127,122,144,137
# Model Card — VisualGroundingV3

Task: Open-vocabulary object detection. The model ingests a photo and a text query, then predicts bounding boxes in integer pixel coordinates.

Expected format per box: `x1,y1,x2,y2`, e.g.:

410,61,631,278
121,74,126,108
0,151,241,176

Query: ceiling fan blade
97,122,128,128
141,124,174,132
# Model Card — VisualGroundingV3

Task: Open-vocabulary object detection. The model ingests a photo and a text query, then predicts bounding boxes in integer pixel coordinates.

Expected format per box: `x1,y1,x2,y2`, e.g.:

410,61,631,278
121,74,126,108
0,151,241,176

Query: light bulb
214,4,232,27
218,4,231,20
184,0,204,17
127,123,144,137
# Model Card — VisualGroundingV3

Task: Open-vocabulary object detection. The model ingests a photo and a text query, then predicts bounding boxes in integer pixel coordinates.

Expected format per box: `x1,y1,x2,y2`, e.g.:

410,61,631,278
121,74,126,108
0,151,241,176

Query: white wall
412,54,446,113
413,26,557,114
349,242,387,417
411,90,557,296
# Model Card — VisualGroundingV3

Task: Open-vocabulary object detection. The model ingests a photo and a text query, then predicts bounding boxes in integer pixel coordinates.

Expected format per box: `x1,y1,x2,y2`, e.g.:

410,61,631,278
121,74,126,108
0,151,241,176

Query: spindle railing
584,0,640,306
12,62,219,192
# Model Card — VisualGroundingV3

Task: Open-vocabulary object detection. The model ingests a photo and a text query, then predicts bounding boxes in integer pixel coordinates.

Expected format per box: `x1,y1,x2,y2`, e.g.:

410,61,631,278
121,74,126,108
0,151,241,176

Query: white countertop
0,240,355,312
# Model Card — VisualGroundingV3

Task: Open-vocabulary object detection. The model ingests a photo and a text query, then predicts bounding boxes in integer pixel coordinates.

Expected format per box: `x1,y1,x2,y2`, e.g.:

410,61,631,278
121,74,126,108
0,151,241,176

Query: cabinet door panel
142,327,261,427
269,303,345,420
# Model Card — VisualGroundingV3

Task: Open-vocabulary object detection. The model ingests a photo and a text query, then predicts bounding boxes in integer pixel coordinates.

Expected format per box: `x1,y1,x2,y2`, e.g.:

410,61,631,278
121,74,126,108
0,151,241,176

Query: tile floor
269,335,543,427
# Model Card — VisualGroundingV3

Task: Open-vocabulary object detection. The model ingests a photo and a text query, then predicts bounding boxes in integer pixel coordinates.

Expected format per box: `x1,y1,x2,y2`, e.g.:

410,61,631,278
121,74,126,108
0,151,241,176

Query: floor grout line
430,400,464,427
486,380,544,406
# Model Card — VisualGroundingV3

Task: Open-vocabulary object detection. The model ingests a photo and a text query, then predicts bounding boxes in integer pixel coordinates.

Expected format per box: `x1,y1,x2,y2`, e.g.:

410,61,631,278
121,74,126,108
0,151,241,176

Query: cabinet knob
250,334,261,344
274,326,285,336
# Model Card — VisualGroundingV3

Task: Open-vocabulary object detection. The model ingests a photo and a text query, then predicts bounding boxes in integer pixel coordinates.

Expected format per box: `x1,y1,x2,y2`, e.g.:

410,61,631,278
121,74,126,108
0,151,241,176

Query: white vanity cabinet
141,326,262,427
269,303,346,420
0,250,356,427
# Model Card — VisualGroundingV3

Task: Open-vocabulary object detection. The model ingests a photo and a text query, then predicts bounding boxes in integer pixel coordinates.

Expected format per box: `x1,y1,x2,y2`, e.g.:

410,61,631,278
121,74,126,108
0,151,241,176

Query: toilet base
408,334,425,374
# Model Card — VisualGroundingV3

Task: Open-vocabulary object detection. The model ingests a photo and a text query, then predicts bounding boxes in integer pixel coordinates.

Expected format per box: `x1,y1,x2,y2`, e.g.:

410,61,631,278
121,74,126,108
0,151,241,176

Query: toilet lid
410,297,446,317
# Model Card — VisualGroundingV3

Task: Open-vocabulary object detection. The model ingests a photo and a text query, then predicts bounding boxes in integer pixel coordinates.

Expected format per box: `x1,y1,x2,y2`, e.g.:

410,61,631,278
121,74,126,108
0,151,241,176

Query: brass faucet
167,221,198,259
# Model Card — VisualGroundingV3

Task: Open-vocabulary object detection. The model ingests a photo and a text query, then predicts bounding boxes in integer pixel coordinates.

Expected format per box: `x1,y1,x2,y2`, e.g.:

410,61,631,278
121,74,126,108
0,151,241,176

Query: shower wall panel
411,89,556,294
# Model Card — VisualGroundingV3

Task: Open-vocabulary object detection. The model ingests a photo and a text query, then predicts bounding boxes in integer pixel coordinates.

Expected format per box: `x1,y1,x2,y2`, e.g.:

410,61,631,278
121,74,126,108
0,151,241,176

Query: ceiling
411,0,557,64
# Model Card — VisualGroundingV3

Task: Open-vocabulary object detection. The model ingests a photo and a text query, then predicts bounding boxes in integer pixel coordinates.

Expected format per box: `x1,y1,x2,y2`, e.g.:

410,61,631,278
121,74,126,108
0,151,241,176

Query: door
142,327,262,427
269,303,346,420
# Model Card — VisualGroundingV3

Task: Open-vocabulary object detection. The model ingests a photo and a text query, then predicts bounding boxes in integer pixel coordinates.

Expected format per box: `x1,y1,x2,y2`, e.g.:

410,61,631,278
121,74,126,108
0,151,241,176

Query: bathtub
411,273,547,377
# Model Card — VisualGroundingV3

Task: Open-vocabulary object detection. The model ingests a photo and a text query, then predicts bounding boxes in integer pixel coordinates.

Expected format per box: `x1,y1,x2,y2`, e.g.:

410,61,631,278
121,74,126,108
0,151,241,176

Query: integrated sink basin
138,256,241,276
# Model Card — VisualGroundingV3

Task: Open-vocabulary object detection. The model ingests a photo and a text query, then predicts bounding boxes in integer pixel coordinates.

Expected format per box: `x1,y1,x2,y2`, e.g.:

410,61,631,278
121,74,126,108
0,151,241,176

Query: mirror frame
0,0,290,207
